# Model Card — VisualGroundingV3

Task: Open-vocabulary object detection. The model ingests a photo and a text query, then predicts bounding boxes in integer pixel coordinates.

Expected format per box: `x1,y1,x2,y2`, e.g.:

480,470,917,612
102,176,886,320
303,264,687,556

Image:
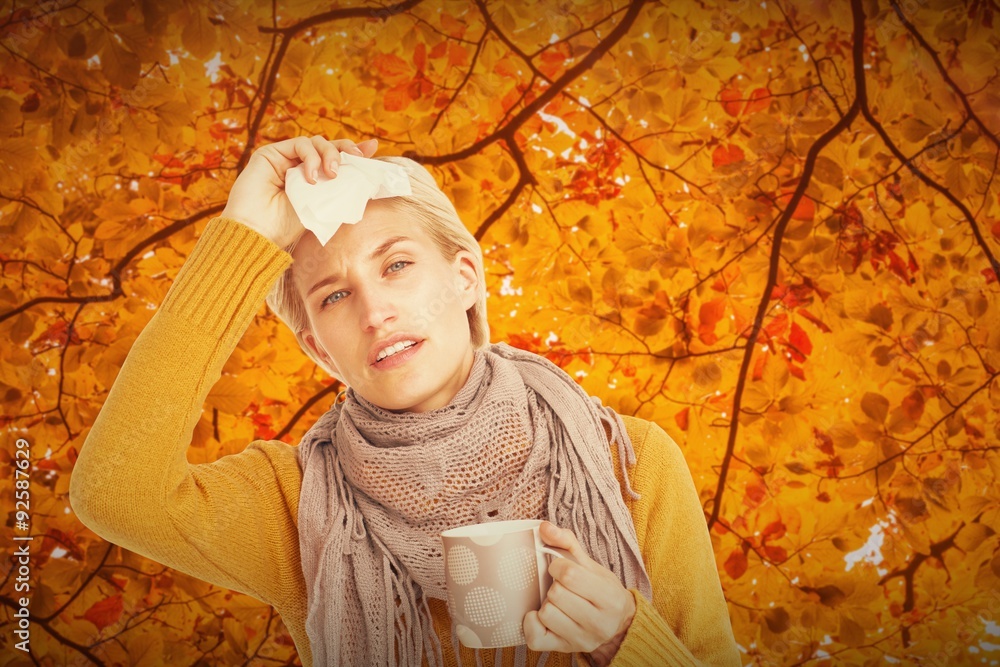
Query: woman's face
293,200,480,413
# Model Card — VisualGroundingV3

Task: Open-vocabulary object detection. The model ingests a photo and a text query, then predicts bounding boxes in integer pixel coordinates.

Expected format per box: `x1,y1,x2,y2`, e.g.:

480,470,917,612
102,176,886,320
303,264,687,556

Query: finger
311,135,342,178
537,599,594,652
287,135,322,183
330,138,366,157
539,521,595,567
522,610,573,654
247,139,308,185
544,580,602,630
357,138,379,156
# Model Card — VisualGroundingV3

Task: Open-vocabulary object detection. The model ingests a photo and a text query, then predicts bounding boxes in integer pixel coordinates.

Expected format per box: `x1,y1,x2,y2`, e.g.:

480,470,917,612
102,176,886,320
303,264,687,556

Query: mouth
371,339,424,370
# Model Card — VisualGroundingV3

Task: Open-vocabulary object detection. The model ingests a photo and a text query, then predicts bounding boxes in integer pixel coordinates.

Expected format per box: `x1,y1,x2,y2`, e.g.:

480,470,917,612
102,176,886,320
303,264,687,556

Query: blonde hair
265,156,490,380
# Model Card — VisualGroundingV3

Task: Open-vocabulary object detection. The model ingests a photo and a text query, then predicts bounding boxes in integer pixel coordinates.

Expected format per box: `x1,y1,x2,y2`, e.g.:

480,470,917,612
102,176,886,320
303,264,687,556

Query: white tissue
284,152,412,246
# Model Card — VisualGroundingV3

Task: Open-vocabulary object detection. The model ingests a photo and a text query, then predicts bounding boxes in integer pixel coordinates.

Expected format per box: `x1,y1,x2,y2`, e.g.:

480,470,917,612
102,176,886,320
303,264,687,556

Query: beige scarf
296,342,652,666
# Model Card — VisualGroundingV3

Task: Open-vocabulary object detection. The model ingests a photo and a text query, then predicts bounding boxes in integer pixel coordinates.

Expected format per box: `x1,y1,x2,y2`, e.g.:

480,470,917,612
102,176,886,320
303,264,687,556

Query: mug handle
537,545,579,564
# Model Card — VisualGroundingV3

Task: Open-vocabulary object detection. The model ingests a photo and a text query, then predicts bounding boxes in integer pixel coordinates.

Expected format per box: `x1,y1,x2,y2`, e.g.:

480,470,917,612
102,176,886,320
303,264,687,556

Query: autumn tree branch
0,594,104,664
706,0,866,530
889,0,1000,151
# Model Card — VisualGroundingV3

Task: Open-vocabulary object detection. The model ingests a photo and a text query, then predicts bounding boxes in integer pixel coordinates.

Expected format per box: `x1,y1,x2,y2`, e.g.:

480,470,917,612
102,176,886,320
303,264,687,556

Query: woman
70,136,741,667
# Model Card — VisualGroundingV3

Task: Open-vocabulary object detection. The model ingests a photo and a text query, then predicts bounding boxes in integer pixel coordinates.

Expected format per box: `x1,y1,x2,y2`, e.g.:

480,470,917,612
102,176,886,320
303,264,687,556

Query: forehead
290,201,430,288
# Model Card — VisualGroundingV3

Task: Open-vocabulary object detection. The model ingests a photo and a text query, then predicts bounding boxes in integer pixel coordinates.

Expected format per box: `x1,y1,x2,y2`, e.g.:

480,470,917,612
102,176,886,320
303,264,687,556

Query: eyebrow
306,236,412,298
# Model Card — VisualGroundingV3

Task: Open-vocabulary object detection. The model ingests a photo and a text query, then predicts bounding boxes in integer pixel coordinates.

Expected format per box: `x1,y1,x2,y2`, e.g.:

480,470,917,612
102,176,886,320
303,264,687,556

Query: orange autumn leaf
36,458,60,470
763,545,788,563
82,594,123,631
698,297,727,345
744,87,772,114
720,86,743,116
675,407,690,431
494,58,520,78
778,192,816,221
383,84,412,112
428,40,448,59
713,144,746,168
413,42,426,70
789,321,813,358
372,53,410,84
761,519,787,541
764,312,789,339
724,549,748,580
901,390,925,421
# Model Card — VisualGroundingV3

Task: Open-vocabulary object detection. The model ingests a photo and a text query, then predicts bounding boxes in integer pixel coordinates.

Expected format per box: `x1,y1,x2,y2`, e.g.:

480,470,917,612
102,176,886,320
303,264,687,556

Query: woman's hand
221,136,379,247
523,521,637,666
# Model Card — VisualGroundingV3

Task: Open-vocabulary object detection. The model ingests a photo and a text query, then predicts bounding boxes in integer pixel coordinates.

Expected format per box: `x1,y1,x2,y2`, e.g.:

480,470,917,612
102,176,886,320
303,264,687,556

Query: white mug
441,519,574,649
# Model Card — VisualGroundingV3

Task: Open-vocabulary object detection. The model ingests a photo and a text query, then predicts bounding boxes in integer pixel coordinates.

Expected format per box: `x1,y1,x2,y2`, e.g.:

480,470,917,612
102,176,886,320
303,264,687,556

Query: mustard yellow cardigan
69,217,742,667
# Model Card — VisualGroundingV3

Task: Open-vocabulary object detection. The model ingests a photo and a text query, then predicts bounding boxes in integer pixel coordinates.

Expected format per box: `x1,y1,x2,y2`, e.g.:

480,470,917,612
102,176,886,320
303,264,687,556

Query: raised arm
69,218,297,603
69,136,377,607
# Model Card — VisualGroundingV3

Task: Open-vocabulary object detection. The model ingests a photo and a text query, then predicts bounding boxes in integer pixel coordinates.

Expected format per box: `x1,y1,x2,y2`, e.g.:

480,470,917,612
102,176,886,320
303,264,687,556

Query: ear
452,251,479,311
303,329,341,376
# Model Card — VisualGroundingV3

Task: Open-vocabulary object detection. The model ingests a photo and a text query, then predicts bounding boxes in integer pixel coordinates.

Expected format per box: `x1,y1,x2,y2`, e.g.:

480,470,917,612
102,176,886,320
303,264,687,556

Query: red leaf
675,407,690,431
776,192,816,221
494,59,519,78
712,144,745,168
764,312,788,339
700,297,726,327
373,53,410,83
448,43,470,68
984,267,998,284
752,352,768,381
814,428,835,456
83,594,123,631
744,87,772,114
789,321,813,357
793,197,816,221
153,154,185,168
745,480,767,504
787,359,806,381
720,86,743,117
698,297,727,345
20,93,40,113
901,390,925,421
887,250,911,282
992,220,1000,239
761,519,786,541
429,41,448,59
208,122,228,141
798,308,832,333
383,83,412,112
724,549,748,579
413,42,426,70
764,545,788,562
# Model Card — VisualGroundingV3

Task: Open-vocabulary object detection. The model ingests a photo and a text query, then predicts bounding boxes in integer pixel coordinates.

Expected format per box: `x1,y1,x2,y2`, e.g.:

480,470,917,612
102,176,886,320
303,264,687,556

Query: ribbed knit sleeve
68,217,308,613
609,418,742,667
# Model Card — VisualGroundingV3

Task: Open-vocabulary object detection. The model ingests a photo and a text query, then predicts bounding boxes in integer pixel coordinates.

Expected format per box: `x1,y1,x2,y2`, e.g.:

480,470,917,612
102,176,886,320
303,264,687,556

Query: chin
361,385,426,413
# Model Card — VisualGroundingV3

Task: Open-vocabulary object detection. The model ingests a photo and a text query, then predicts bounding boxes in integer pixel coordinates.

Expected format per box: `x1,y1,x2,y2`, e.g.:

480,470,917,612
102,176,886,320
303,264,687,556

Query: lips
369,333,424,366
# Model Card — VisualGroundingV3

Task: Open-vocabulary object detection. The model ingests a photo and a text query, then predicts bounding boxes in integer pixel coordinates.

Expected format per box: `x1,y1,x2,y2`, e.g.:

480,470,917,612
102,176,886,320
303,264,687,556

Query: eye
320,290,347,308
387,260,411,274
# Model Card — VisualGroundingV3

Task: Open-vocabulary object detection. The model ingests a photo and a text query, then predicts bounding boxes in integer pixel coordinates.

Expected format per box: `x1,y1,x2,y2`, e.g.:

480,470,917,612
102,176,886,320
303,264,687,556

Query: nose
356,283,397,331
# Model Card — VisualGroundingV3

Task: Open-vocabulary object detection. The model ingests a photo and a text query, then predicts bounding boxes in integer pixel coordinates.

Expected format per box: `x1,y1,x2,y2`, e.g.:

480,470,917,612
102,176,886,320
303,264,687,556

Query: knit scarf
296,342,653,666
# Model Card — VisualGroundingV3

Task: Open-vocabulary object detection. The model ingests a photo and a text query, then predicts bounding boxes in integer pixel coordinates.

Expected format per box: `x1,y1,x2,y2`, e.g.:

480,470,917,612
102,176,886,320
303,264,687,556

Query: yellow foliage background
2,0,999,665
